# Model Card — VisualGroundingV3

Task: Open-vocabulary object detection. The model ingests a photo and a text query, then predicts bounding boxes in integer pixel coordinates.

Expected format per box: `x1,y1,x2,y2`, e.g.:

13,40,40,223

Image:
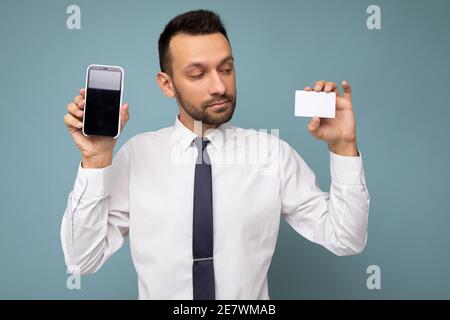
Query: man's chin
203,108,234,125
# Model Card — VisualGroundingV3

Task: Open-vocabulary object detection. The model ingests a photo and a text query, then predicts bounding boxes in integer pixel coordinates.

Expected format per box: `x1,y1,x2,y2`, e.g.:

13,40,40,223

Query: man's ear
156,72,175,98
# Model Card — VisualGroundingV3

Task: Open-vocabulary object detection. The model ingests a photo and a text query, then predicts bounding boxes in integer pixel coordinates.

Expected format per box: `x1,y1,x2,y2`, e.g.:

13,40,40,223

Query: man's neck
178,112,218,137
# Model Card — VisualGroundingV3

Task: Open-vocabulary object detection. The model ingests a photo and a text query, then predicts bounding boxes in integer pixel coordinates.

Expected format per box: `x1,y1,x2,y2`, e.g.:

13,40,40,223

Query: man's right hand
64,88,130,168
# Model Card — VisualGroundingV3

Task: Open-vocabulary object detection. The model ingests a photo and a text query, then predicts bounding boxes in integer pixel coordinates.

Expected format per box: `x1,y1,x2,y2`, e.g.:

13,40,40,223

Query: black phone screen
84,67,122,137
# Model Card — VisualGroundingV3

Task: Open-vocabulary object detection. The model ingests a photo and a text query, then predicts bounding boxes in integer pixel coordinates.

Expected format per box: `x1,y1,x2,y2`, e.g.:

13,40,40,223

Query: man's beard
174,86,237,126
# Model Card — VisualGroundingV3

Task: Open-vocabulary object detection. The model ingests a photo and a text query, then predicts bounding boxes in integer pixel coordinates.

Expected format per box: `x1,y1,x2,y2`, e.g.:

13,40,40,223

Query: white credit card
295,90,336,118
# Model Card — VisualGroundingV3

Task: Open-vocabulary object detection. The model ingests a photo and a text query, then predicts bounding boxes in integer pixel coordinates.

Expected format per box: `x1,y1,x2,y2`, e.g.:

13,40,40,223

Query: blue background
1,0,449,299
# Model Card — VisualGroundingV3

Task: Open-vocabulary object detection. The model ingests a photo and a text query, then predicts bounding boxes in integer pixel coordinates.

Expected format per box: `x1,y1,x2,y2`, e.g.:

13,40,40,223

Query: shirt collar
172,115,233,151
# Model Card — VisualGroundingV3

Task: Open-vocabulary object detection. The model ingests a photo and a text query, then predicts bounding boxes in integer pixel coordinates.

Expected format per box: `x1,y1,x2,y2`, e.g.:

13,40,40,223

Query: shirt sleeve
279,140,370,256
60,141,131,274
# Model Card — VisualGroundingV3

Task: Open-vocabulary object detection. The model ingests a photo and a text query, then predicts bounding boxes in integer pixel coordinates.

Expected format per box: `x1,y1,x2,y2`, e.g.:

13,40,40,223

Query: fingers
74,94,85,110
64,89,86,131
304,86,312,91
325,82,340,96
324,82,336,93
314,80,326,91
67,102,84,119
313,80,339,93
64,113,83,129
80,88,85,98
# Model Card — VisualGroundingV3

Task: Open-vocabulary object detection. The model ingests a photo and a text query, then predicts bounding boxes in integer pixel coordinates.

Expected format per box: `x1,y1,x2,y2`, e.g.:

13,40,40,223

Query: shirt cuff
330,150,365,185
72,160,112,199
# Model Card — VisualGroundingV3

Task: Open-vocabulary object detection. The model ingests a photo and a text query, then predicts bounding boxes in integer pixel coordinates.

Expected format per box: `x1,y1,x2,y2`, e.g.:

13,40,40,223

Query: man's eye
221,69,232,74
190,73,204,79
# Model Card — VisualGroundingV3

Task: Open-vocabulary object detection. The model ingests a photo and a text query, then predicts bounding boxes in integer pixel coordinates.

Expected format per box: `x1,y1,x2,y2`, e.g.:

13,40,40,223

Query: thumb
341,80,352,99
307,116,321,134
120,103,129,128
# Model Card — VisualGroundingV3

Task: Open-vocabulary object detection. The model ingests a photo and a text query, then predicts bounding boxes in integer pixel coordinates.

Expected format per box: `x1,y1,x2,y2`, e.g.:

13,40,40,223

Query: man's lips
208,100,230,108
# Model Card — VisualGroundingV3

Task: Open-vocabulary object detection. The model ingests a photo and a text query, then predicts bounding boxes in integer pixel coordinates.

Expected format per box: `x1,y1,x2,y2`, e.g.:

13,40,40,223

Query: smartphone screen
83,65,123,138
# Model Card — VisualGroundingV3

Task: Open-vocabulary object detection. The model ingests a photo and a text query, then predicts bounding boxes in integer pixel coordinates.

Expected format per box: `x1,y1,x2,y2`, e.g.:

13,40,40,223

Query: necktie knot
194,137,210,151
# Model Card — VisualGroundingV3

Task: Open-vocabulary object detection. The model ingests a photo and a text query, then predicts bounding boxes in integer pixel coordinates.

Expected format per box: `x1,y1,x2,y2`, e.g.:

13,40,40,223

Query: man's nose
208,71,226,96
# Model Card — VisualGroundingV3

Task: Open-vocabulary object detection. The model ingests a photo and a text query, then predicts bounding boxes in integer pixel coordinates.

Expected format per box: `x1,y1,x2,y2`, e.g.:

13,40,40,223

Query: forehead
169,33,232,69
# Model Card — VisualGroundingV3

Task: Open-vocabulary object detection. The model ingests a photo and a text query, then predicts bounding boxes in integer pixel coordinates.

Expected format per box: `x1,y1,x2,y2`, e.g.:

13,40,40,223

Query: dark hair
158,9,229,75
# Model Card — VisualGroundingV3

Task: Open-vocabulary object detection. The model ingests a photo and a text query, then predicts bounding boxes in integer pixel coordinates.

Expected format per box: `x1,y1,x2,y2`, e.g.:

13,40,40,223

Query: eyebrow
184,56,234,71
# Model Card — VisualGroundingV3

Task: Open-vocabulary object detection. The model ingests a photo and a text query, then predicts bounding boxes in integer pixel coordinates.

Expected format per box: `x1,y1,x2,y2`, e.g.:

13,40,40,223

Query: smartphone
83,64,124,138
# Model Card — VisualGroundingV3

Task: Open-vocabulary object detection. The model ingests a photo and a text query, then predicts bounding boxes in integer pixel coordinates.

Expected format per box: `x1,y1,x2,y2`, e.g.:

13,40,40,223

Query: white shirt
60,116,370,300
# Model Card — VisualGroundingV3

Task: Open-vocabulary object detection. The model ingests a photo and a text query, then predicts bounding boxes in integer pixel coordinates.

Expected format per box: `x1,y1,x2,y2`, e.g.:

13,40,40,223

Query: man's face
169,33,237,126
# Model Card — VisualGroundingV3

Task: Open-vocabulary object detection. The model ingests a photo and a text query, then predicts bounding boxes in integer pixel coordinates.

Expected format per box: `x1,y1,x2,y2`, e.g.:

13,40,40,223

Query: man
61,9,370,300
